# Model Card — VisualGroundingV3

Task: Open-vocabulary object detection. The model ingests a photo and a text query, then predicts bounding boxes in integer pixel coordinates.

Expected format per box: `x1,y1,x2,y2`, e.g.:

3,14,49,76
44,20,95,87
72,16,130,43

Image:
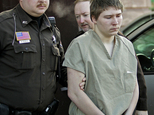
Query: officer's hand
135,110,148,115
79,77,86,91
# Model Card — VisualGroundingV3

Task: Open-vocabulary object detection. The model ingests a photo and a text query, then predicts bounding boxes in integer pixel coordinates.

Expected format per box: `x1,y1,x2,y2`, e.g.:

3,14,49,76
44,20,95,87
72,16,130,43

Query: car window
122,14,154,36
133,26,154,72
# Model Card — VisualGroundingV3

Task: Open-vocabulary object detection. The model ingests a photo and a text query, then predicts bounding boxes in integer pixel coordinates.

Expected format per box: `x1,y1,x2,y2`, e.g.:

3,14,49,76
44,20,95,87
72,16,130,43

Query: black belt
4,108,49,115
9,108,42,115
0,99,59,115
0,103,38,115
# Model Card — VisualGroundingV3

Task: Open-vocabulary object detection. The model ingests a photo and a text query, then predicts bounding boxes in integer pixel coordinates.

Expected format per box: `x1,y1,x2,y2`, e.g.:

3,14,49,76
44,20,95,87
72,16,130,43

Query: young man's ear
91,16,97,24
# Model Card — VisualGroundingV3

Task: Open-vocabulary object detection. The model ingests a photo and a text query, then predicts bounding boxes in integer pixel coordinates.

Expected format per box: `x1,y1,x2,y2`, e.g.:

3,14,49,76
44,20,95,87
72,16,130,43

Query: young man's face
74,1,94,32
93,7,123,37
20,0,49,17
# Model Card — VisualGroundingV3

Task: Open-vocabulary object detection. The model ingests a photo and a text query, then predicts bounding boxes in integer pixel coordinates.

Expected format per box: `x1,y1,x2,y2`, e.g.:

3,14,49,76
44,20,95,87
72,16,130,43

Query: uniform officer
0,0,85,115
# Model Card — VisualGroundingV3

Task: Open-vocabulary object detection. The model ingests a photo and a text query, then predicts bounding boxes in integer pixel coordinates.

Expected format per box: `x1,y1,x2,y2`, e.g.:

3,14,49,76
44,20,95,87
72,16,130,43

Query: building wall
121,0,152,28
122,0,151,8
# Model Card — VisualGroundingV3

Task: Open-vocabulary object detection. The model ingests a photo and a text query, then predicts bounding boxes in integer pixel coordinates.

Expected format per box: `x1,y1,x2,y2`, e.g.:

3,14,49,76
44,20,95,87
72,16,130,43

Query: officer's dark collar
16,4,50,29
27,13,43,28
16,4,33,26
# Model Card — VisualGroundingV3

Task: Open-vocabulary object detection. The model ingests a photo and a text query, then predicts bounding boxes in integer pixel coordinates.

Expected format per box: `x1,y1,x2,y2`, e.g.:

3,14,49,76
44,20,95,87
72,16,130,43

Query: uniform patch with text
15,31,31,44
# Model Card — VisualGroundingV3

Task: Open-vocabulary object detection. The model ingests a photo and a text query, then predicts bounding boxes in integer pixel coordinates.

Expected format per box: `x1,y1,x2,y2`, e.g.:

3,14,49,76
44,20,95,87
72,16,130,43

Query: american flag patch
15,32,31,41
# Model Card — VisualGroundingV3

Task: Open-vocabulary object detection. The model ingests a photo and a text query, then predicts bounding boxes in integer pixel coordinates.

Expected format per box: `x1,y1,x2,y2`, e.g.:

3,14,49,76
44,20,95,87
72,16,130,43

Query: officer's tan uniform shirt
63,30,137,115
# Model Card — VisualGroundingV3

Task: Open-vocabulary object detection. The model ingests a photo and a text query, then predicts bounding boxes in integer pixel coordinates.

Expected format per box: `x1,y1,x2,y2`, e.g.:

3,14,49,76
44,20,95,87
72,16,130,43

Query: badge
22,21,28,24
52,35,56,44
15,31,31,44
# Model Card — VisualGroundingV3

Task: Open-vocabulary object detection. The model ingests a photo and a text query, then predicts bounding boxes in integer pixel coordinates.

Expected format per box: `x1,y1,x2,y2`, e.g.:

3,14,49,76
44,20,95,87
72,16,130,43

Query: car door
123,18,154,115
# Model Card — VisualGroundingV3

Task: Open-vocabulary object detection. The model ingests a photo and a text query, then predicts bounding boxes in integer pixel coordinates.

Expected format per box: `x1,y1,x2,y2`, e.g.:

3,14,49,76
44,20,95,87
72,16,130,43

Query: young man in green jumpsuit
73,0,148,115
63,0,139,114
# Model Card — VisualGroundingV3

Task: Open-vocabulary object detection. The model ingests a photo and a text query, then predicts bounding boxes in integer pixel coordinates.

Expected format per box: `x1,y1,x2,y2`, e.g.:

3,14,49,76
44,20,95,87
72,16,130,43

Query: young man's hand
135,110,148,115
79,77,86,91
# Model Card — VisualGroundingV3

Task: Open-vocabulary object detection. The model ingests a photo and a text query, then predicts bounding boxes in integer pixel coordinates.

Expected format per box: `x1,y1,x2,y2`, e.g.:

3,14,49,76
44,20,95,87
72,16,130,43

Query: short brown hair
90,0,123,20
74,0,90,5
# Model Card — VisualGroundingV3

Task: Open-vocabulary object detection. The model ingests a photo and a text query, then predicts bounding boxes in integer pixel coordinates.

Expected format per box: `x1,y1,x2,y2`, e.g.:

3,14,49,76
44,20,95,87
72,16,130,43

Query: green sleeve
63,40,85,74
